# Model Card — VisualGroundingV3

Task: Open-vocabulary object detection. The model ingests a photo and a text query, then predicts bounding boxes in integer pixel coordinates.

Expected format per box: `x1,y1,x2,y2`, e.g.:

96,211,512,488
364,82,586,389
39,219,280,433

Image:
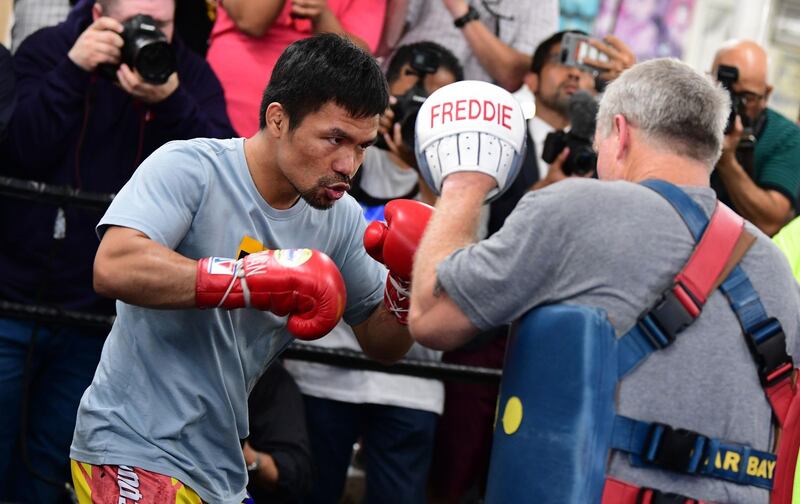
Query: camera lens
136,42,174,84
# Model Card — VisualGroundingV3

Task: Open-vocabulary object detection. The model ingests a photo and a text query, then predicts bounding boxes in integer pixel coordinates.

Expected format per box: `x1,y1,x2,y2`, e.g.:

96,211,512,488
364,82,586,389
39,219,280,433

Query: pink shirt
207,0,386,137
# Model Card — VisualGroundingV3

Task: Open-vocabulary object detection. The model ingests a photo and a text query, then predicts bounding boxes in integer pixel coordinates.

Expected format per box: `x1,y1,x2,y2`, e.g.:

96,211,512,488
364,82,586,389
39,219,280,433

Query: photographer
526,32,635,193
0,1,233,502
283,41,462,504
367,41,463,205
711,39,800,236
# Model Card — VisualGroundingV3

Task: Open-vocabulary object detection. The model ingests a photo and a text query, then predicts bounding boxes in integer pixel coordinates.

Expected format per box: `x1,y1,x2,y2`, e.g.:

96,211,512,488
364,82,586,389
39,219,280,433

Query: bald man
711,39,800,236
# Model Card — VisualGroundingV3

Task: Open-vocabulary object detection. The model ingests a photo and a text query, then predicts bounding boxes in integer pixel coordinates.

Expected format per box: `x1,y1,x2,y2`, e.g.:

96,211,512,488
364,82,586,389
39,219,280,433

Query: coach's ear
265,103,288,138
613,113,630,162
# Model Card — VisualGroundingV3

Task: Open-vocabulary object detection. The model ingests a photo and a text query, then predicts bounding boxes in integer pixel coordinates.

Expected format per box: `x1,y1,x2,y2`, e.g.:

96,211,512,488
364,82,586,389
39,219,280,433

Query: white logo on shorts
117,465,142,503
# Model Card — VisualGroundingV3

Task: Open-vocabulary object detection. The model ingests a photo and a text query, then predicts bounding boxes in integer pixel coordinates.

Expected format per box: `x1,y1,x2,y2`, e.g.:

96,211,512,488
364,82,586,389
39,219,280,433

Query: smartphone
560,33,609,75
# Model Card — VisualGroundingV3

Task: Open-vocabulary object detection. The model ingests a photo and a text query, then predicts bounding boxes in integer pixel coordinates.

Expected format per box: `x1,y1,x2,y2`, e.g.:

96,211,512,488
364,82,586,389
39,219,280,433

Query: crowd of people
1,1,799,504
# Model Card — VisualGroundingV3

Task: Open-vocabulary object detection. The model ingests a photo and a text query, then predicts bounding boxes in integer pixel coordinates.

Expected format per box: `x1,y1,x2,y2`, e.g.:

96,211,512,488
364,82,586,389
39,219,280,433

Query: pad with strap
485,304,619,504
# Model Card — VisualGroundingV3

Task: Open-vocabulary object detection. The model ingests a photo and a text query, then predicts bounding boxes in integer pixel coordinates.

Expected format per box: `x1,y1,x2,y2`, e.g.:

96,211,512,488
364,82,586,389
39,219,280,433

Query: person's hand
718,115,744,171
532,147,569,190
584,35,636,83
291,0,330,21
441,0,469,18
195,249,346,340
383,123,417,168
441,171,497,195
243,441,259,468
378,96,397,138
68,17,124,72
116,64,179,104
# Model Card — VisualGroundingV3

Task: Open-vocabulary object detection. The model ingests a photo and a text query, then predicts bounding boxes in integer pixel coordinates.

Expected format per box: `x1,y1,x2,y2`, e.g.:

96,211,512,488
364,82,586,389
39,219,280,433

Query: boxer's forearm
409,174,490,347
93,226,197,309
352,304,413,364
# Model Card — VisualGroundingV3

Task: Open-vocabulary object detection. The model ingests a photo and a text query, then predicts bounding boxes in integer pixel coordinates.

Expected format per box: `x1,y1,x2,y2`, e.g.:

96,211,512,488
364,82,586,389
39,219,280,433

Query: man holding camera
712,39,800,236
523,31,635,193
409,58,800,503
0,1,233,502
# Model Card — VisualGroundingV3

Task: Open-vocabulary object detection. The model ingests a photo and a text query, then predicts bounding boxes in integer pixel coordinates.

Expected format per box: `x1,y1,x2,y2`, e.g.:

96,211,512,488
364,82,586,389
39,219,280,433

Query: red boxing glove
363,199,434,324
196,249,346,340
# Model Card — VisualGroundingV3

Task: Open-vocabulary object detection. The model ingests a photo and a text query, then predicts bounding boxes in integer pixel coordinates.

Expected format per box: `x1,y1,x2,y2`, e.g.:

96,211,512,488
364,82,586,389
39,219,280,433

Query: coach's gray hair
596,58,730,167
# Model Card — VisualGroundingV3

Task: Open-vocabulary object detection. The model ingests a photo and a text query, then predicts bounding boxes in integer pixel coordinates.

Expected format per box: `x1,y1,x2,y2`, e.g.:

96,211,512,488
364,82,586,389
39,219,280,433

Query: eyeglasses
542,52,595,76
735,91,766,107
545,53,562,65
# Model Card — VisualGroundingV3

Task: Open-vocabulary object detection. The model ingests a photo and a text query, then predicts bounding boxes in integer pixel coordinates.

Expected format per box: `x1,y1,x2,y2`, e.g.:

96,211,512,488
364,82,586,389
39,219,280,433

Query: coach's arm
408,173,493,350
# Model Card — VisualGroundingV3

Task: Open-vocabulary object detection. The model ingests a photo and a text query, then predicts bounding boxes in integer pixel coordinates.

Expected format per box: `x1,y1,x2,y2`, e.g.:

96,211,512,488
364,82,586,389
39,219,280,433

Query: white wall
681,0,800,120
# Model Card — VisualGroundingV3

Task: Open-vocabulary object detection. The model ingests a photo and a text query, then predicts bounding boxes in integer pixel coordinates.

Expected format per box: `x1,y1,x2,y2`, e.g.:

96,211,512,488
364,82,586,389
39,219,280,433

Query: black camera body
100,14,176,85
717,64,742,135
540,90,598,176
716,64,761,173
376,47,442,151
392,85,428,149
541,130,597,176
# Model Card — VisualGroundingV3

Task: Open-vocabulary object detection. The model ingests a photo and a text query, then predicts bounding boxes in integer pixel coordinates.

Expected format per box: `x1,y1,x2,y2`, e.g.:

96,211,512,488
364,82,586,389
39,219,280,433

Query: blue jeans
0,318,105,504
302,396,437,504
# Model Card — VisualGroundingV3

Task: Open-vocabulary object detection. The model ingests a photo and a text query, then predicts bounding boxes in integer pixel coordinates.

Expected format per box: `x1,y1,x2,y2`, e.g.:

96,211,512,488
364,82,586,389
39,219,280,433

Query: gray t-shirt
70,138,385,504
437,178,800,502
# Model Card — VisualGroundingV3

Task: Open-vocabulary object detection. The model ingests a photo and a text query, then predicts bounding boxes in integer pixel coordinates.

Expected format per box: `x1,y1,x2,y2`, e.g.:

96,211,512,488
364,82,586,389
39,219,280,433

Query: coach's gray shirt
70,138,385,504
437,178,800,502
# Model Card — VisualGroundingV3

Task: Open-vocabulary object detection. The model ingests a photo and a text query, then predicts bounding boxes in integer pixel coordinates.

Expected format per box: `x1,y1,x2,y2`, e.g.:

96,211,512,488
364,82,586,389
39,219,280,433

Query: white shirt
529,114,557,180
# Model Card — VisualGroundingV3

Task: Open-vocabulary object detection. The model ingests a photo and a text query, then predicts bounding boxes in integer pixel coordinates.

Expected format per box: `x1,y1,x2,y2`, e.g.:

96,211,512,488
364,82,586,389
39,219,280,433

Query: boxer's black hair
259,33,389,131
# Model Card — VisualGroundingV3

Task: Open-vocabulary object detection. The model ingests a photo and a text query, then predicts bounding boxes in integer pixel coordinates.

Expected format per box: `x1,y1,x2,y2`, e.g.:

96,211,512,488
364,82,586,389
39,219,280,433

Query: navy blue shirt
0,44,13,142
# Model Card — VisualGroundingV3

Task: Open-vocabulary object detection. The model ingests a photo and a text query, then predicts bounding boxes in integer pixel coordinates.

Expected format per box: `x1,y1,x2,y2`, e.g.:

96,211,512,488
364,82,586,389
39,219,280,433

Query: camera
541,130,596,176
717,65,742,135
376,47,442,151
541,90,598,176
100,14,176,85
716,64,759,168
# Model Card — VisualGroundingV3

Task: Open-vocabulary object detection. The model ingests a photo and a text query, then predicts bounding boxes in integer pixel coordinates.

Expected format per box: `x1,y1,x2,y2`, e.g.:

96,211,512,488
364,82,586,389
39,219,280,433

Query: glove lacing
217,259,252,308
386,274,410,319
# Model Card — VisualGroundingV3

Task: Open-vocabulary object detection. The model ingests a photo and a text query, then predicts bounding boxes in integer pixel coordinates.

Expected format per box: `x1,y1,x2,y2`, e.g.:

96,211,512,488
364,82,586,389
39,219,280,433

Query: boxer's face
277,102,379,209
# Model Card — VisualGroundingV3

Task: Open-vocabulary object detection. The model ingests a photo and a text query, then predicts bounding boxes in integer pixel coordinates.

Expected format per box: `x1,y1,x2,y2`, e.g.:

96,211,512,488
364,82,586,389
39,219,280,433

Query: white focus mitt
414,80,528,202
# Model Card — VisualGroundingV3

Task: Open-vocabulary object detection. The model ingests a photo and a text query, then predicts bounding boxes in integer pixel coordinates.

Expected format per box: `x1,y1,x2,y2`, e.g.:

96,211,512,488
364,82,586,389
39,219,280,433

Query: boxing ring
0,175,503,386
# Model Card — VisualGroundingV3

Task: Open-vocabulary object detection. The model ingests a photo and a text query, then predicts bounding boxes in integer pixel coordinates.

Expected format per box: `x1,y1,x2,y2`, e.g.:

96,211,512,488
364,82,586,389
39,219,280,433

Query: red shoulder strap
675,203,751,306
